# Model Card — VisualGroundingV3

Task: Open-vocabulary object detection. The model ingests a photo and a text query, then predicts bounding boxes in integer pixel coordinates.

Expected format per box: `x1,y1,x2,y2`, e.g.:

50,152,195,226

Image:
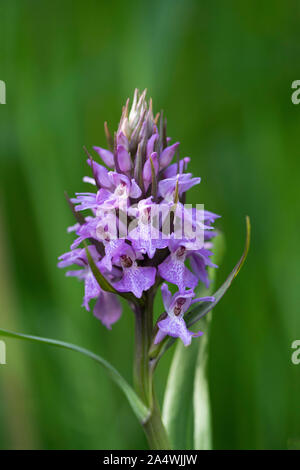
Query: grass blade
0,328,150,424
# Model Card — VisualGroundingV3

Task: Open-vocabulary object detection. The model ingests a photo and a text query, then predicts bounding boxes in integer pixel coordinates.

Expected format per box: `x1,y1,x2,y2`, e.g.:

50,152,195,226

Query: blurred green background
0,0,300,450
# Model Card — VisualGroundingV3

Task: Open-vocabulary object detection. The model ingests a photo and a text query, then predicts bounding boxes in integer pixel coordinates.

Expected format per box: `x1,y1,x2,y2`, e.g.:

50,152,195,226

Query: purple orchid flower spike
154,283,214,346
113,244,156,298
58,247,122,329
60,89,220,331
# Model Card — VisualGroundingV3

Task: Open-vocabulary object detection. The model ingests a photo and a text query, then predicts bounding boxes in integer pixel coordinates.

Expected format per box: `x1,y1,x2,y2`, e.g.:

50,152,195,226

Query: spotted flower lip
58,89,219,337
158,240,198,292
154,283,215,346
113,245,156,298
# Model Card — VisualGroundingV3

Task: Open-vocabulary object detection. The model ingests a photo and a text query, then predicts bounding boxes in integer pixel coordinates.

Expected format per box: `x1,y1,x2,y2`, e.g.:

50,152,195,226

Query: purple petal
161,283,172,312
158,178,177,199
192,296,215,303
67,223,80,233
154,328,167,345
159,142,179,170
58,248,86,268
128,206,169,258
83,176,96,185
117,145,132,173
193,331,204,338
96,188,114,205
168,289,195,315
129,179,142,199
143,152,158,191
72,192,98,212
109,171,130,188
83,271,101,310
130,232,168,259
147,133,159,157
66,269,86,279
93,147,115,168
158,174,200,200
163,157,190,178
93,292,122,329
189,250,218,289
101,239,127,271
87,159,112,189
178,176,201,194
158,254,198,292
116,131,129,149
114,265,156,298
189,253,209,288
156,316,194,346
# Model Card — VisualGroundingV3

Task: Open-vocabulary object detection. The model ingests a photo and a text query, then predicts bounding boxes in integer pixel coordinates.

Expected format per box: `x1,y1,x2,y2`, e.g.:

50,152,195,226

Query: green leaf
162,329,205,449
193,319,212,449
0,328,150,424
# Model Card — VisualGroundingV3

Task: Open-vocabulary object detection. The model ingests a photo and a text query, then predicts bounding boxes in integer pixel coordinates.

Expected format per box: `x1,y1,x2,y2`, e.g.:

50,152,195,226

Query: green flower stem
142,391,171,450
133,301,151,404
133,293,171,450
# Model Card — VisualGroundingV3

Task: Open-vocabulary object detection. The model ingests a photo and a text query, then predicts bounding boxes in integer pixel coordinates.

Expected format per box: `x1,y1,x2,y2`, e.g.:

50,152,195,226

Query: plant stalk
142,391,171,450
133,293,172,450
